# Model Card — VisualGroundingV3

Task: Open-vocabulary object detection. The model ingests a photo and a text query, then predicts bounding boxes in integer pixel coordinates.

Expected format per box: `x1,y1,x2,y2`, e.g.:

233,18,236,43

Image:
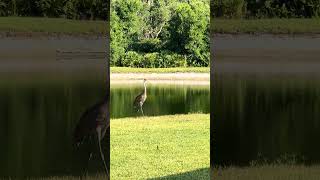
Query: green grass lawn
111,114,210,179
212,18,320,34
27,114,209,179
0,17,107,35
111,67,210,73
1,17,319,35
212,165,320,180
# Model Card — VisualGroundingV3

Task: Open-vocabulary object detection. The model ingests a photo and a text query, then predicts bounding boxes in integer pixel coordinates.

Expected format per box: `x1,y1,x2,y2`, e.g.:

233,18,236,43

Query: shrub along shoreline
110,67,209,73
211,0,320,18
111,0,210,68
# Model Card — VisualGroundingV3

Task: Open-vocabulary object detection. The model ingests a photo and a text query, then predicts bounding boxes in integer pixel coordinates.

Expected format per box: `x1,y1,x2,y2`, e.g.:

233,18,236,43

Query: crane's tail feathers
73,136,86,150
72,140,82,150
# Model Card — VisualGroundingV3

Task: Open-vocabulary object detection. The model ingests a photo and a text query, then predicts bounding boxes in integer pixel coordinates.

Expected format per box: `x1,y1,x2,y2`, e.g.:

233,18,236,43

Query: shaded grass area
212,18,320,34
148,168,209,180
111,67,210,73
0,17,107,35
29,174,108,180
111,114,210,179
212,165,320,180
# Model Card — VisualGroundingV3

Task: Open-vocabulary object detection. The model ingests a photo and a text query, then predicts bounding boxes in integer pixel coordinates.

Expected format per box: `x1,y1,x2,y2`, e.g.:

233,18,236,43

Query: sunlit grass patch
111,114,210,179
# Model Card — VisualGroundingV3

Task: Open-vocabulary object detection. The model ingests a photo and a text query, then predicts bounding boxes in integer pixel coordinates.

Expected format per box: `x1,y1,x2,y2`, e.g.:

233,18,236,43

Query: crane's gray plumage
73,94,109,178
133,79,147,115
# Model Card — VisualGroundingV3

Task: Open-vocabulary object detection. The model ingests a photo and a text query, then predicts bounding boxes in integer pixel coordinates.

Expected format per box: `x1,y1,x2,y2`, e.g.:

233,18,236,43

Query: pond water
0,73,110,178
211,35,320,166
0,38,210,178
212,74,320,166
111,83,210,119
0,38,109,178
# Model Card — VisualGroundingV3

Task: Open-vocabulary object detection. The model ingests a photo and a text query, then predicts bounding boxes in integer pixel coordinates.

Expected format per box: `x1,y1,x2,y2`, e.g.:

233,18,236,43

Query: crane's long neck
144,82,147,96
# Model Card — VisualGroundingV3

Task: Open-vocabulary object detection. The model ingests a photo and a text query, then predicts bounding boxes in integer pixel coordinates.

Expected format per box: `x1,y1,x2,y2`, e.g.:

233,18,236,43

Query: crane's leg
101,128,107,140
84,152,93,175
96,126,109,179
140,106,144,116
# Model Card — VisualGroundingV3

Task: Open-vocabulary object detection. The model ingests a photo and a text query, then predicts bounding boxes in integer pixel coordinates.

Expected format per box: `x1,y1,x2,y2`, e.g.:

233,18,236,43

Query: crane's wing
133,92,144,107
73,102,103,146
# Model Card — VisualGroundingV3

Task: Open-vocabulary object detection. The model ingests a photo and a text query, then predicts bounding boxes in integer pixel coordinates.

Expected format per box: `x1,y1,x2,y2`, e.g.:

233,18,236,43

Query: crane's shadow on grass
147,168,210,180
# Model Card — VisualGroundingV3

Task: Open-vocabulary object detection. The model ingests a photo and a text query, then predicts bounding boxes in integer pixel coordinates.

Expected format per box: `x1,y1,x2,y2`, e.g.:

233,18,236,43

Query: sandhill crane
133,79,148,116
73,94,109,178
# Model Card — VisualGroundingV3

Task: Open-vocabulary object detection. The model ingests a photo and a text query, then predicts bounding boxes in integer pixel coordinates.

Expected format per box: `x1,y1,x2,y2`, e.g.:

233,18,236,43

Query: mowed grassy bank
111,114,210,179
212,18,320,34
0,17,107,35
2,17,320,36
111,67,210,73
212,165,320,180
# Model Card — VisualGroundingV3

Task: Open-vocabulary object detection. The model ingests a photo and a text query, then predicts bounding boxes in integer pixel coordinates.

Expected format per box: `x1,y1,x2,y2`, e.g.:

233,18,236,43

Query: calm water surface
212,35,320,166
0,37,211,178
213,74,320,166
0,38,109,178
0,73,109,178
111,83,210,119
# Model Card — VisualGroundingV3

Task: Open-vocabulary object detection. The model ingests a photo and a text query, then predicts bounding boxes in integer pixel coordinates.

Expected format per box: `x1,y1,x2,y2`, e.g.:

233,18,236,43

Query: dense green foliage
0,0,108,20
111,0,210,68
211,0,320,18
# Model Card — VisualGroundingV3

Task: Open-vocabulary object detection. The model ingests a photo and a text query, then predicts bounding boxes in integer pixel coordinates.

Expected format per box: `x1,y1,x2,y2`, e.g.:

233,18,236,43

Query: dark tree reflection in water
0,74,109,177
212,74,320,166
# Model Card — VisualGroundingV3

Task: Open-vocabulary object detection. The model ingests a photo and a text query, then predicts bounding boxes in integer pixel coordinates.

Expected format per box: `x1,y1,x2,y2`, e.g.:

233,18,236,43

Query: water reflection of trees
212,75,320,166
110,85,210,118
0,80,107,177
